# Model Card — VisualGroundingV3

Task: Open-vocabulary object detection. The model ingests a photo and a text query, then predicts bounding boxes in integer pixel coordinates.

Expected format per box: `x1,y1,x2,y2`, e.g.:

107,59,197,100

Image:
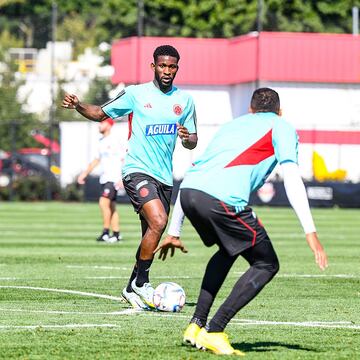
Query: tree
2,0,360,50
0,34,42,151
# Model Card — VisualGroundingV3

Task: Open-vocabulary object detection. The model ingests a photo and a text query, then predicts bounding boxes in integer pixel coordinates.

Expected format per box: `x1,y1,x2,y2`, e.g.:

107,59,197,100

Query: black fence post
9,122,17,201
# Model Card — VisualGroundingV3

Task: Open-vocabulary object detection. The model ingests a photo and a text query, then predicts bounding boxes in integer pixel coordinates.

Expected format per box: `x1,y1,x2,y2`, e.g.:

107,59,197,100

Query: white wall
269,82,360,130
60,121,128,186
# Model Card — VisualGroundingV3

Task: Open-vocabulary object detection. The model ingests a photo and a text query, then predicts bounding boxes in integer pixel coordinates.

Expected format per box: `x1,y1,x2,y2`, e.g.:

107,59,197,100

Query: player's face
152,55,179,89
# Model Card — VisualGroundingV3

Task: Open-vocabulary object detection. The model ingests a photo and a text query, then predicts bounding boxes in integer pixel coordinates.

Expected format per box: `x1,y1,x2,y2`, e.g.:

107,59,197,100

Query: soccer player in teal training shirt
155,88,327,356
62,45,198,309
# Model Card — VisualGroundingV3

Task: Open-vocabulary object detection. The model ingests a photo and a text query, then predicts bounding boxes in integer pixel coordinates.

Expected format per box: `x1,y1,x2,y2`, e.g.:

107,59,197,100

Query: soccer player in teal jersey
62,45,198,309
155,88,327,356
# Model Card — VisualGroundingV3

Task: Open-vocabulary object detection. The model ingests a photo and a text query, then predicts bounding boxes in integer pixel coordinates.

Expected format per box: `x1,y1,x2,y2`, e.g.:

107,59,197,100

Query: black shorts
100,182,117,201
180,188,270,257
122,172,172,215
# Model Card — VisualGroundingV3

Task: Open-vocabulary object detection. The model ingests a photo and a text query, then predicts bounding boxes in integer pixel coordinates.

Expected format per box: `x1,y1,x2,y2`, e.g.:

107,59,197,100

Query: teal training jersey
180,112,298,211
102,82,197,186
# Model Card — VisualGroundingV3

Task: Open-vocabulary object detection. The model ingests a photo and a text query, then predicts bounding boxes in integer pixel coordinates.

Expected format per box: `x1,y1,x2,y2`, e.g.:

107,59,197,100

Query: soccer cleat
131,279,156,309
106,235,122,243
183,323,201,346
96,233,109,242
121,287,149,310
195,328,245,356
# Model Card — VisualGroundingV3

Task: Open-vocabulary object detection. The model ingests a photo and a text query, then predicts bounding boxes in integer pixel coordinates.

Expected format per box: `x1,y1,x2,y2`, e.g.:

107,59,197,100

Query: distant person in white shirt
77,117,123,243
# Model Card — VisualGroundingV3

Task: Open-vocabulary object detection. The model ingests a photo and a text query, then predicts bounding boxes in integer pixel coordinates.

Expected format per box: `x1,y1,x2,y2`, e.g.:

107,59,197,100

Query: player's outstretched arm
77,159,100,184
61,93,108,122
281,161,328,270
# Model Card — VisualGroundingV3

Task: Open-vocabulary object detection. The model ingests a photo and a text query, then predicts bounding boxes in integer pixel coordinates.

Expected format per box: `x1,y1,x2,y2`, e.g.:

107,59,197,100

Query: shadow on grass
233,341,317,353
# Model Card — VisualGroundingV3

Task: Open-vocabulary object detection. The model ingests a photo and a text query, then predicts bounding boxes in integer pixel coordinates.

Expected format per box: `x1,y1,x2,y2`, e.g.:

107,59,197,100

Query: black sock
190,316,206,328
126,246,141,292
102,228,109,235
126,264,137,293
113,231,120,238
135,259,153,286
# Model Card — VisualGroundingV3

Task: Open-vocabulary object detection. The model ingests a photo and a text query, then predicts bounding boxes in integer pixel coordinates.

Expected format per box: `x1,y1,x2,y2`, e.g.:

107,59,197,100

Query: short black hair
153,45,180,63
250,88,280,113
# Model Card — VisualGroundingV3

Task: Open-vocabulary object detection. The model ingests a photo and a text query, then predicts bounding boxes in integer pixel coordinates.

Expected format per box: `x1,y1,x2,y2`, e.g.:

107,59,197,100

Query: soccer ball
153,282,186,312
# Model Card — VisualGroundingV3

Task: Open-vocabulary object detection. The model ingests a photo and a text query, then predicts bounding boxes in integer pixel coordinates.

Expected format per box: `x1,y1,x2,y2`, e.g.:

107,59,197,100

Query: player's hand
114,180,124,191
306,232,328,271
62,93,80,109
77,173,86,185
176,123,190,141
154,235,188,261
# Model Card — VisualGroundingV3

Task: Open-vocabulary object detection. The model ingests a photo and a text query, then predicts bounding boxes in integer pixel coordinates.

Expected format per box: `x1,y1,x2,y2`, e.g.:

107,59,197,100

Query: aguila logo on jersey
173,104,183,116
146,123,176,136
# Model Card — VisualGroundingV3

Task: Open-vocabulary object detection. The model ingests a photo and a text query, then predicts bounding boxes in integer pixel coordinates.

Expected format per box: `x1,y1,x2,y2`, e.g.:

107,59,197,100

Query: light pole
47,1,57,200
255,0,263,89
353,6,359,36
137,0,144,37
257,0,263,33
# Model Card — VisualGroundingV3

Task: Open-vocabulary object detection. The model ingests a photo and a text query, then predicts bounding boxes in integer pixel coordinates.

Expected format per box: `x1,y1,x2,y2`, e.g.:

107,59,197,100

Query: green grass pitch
0,202,359,359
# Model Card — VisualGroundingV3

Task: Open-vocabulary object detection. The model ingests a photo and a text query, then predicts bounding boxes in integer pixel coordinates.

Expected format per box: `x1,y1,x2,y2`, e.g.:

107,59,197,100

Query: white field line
65,266,359,280
66,265,130,270
0,286,123,302
136,313,360,330
229,321,360,330
0,324,121,330
0,307,141,316
278,274,358,279
85,276,191,280
0,278,17,280
233,272,359,279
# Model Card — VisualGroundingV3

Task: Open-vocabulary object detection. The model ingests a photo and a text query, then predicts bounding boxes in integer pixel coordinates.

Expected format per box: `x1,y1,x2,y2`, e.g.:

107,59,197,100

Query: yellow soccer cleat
183,323,201,346
195,328,245,356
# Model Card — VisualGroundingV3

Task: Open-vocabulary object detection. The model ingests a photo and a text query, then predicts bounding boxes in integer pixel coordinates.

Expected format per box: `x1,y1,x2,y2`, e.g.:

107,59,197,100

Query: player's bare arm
306,232,328,271
61,93,108,122
177,123,197,149
77,158,100,184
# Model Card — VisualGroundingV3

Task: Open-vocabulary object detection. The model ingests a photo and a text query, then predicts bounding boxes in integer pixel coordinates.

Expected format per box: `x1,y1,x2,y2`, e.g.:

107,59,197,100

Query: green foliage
0,29,23,51
83,77,114,105
0,58,41,151
0,175,60,200
60,182,84,201
2,0,360,50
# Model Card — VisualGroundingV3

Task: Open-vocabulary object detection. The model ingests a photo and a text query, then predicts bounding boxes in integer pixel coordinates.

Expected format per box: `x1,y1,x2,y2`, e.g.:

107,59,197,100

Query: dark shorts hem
180,188,270,257
100,182,117,201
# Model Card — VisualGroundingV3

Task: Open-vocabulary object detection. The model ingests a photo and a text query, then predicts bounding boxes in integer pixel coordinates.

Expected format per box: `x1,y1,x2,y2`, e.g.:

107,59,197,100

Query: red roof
111,32,360,85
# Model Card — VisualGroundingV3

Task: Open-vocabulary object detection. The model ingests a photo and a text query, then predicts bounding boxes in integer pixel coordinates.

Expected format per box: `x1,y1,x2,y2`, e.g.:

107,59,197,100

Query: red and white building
110,32,360,182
